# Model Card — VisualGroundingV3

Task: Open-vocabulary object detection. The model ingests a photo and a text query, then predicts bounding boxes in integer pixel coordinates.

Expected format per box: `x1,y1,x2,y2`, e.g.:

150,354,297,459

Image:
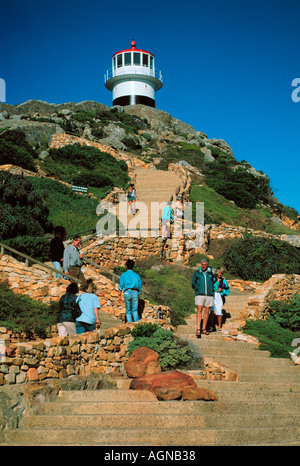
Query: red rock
130,370,196,398
182,386,219,401
130,370,218,401
153,387,182,401
125,347,161,378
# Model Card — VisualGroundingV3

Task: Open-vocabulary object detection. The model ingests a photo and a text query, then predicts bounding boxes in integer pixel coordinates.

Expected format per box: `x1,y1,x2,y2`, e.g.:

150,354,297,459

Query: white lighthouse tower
104,40,163,108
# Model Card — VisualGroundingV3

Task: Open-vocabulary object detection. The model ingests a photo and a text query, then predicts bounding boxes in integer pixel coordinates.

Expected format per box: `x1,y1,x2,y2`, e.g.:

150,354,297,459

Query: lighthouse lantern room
104,40,163,108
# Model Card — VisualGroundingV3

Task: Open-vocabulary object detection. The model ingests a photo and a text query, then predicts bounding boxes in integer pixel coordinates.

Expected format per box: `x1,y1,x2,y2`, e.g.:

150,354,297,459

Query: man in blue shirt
118,259,142,322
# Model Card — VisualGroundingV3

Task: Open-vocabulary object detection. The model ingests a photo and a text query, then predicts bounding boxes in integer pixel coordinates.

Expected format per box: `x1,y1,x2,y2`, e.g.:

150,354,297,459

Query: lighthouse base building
105,41,163,108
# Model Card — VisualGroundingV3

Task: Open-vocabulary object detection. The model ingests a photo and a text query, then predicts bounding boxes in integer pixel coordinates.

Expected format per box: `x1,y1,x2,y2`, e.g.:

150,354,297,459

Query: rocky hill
0,99,299,233
0,99,232,156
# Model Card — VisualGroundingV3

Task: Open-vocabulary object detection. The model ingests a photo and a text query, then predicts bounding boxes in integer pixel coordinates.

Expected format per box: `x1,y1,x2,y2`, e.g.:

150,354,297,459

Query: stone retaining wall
0,325,135,386
83,235,200,269
242,274,300,321
206,223,300,248
0,253,171,339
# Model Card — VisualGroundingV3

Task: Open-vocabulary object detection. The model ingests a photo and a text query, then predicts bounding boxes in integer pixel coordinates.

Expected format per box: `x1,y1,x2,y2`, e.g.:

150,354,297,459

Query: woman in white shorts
212,268,230,332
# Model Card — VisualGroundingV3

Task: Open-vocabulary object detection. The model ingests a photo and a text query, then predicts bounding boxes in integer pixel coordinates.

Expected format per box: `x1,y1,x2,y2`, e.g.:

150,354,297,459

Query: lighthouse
104,40,163,108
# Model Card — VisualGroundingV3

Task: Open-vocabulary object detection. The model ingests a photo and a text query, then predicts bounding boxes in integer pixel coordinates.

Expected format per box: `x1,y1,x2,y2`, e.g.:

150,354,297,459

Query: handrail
104,67,163,83
67,228,96,239
83,257,120,285
0,242,149,296
0,242,82,284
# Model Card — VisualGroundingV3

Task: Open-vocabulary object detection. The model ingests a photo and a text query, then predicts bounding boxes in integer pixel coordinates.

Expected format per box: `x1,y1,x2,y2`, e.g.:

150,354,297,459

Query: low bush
46,144,129,188
29,176,99,234
0,283,58,339
266,293,300,331
128,323,193,370
2,236,50,263
157,142,205,171
0,129,37,172
243,318,297,358
0,172,52,240
203,160,272,209
222,236,300,281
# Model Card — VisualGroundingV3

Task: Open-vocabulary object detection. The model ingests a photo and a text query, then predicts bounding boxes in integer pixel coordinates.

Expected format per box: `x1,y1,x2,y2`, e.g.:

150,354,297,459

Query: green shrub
0,130,37,171
121,135,142,150
46,144,129,188
266,293,300,331
29,176,99,234
128,323,193,370
203,160,272,209
2,236,50,262
72,171,114,189
157,142,205,171
0,172,52,240
222,236,300,281
243,318,296,358
0,283,58,339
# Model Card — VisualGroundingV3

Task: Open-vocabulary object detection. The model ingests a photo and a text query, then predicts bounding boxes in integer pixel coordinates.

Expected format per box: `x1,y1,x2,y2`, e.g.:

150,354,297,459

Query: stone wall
83,235,200,269
242,274,300,321
0,253,171,337
0,325,134,386
206,223,300,249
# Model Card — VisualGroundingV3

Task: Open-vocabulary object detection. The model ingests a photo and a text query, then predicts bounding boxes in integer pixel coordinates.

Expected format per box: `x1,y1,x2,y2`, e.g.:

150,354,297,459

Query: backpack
72,296,82,320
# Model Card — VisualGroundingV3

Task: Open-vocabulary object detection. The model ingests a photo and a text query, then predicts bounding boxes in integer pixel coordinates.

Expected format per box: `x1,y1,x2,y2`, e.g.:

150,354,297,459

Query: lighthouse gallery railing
104,67,163,84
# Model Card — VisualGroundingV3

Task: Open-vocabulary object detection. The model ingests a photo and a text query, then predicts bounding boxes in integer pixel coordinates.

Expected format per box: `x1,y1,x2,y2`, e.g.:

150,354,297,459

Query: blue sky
1,0,300,213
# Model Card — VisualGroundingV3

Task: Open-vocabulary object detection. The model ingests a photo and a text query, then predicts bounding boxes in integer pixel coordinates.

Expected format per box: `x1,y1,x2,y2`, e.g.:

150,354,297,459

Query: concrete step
192,352,295,366
54,387,300,402
239,373,300,383
41,397,299,417
3,425,300,446
195,379,300,393
3,384,299,446
21,412,300,431
56,389,156,402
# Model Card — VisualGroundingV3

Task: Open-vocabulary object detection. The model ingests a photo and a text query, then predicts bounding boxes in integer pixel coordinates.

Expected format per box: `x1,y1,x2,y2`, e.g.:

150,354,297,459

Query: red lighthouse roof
112,40,154,58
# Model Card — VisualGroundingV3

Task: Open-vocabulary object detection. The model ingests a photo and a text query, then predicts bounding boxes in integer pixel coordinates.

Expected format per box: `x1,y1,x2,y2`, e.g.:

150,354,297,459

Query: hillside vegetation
0,100,299,269
0,100,300,356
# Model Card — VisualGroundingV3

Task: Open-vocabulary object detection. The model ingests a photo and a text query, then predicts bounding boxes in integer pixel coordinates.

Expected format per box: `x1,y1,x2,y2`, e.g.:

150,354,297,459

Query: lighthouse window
150,56,154,69
117,54,123,68
143,54,148,67
124,52,131,66
134,52,141,66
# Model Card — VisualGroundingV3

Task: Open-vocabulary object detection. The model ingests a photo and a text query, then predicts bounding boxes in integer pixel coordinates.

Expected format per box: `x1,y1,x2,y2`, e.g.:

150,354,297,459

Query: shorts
57,322,76,336
195,295,214,307
213,292,223,316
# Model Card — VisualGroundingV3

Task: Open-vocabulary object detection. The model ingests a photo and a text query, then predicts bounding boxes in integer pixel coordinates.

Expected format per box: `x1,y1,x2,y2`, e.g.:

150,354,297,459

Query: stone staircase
2,387,300,446
2,289,300,446
121,167,182,232
98,310,122,330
